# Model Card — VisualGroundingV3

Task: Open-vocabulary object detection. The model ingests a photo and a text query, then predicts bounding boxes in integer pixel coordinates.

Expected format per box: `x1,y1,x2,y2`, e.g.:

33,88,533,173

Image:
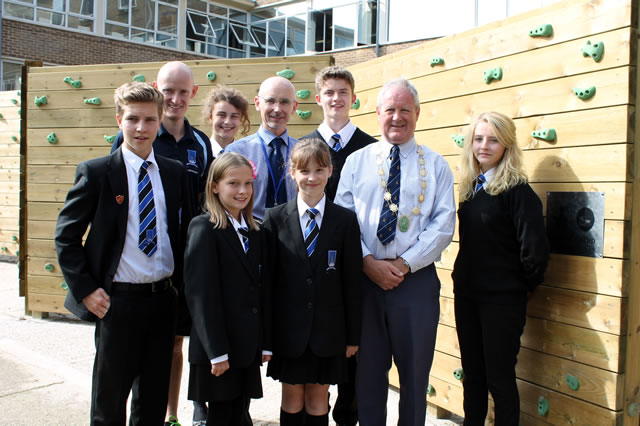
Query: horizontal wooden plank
349,0,632,91
415,105,632,158
522,317,622,372
435,323,461,358
27,82,318,111
0,119,21,133
528,286,625,335
26,239,56,258
27,256,61,278
27,274,68,295
28,60,331,91
27,146,111,166
425,375,466,418
517,379,621,425
353,67,632,135
0,206,20,219
352,28,633,117
27,184,72,203
26,292,67,315
544,254,626,297
26,219,57,239
27,202,63,221
429,350,463,389
516,347,623,410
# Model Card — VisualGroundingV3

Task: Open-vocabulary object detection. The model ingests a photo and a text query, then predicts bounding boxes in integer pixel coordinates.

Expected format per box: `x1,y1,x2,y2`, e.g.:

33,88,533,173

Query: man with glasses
225,76,299,220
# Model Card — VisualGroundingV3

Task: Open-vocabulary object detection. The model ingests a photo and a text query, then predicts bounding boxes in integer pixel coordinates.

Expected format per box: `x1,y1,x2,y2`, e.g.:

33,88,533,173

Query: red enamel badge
115,195,124,205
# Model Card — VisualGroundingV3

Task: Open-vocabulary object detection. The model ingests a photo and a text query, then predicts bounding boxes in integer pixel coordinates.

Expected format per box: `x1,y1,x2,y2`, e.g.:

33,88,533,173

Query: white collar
210,138,226,155
121,144,158,171
481,167,496,183
378,137,417,159
297,194,326,219
318,121,357,147
227,212,248,231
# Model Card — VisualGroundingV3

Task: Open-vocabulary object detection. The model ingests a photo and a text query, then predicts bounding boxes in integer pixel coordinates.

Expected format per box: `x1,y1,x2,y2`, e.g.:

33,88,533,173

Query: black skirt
267,346,347,385
188,362,263,403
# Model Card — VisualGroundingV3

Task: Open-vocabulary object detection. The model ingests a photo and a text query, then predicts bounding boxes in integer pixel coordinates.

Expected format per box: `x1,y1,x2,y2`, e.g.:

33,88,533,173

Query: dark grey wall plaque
546,192,605,258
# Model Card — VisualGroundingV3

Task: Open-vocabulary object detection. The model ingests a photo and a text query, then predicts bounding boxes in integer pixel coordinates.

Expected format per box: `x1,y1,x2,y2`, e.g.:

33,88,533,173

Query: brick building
1,0,559,88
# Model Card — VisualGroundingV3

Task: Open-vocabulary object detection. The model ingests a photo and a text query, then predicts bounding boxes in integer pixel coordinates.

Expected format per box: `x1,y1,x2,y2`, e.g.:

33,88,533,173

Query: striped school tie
238,227,250,254
138,161,157,256
331,134,342,152
475,174,486,193
304,208,320,257
376,145,400,245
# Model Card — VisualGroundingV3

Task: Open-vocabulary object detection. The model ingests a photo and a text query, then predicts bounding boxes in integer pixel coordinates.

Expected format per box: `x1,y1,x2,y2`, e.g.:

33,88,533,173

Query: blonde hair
204,152,258,231
114,82,163,118
459,112,528,202
202,85,251,137
290,138,331,171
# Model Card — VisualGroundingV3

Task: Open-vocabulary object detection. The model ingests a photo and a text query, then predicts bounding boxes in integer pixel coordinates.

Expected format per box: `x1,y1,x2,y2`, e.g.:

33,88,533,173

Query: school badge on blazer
186,149,199,174
115,195,124,205
327,250,337,271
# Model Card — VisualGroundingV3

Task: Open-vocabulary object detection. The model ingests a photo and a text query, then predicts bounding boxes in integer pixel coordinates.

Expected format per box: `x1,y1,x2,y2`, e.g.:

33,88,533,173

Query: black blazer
262,198,362,359
184,213,271,368
54,148,191,322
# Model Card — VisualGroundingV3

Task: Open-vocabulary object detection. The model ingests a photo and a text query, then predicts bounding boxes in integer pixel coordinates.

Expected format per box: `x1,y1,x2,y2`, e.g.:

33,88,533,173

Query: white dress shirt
210,138,225,156
114,145,174,283
335,137,456,273
317,120,357,150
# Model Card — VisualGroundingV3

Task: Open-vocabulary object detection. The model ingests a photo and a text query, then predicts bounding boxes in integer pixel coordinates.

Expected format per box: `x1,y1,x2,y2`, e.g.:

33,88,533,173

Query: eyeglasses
257,96,293,107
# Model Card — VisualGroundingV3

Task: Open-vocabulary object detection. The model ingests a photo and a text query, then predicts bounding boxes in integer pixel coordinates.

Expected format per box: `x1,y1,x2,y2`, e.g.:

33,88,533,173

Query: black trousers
90,288,177,426
207,396,252,426
332,355,358,425
454,294,527,426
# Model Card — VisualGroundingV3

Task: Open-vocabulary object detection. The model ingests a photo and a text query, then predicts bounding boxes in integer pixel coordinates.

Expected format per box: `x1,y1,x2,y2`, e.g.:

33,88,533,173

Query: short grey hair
376,78,420,109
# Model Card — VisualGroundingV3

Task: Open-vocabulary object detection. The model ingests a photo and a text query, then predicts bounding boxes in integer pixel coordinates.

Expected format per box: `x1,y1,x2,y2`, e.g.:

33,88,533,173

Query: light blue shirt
335,137,455,272
225,126,298,220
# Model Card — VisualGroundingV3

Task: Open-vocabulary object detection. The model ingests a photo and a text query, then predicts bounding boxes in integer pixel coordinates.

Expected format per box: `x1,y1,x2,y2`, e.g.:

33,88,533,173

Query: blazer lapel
220,225,255,280
284,200,314,276
106,149,129,262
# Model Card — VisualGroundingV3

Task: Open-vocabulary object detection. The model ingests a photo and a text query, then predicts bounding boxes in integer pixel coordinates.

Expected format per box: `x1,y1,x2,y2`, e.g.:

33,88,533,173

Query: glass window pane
131,0,154,30
286,14,306,55
268,19,286,56
229,48,245,58
209,4,226,16
67,14,93,30
4,2,34,19
105,22,128,37
7,0,33,5
186,39,206,54
158,4,177,33
37,9,65,25
333,3,355,49
156,33,176,47
69,0,93,15
207,44,227,57
251,10,275,21
187,11,213,35
211,17,227,44
160,0,176,5
2,62,22,91
358,0,375,45
105,0,128,24
131,28,153,42
186,0,205,12
37,0,64,11
229,8,246,23
230,23,257,48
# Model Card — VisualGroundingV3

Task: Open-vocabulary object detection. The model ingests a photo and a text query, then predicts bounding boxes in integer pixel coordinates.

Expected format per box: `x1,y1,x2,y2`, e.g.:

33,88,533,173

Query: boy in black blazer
55,82,191,425
263,139,362,426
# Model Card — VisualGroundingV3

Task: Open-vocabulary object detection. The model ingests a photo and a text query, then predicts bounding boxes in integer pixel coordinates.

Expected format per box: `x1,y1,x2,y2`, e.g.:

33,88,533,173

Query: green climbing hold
430,57,445,67
573,86,596,100
529,24,553,37
60,281,69,290
15,250,19,257
17,109,21,115
581,40,604,63
11,136,17,142
0,114,3,119
84,97,101,105
296,110,312,119
277,69,295,79
11,235,17,242
296,90,311,99
104,135,116,143
565,374,580,391
17,91,21,96
1,247,7,252
483,67,503,84
537,396,549,416
351,98,360,110
44,263,55,272
47,132,58,144
63,76,82,88
427,384,435,396
132,74,145,82
531,128,556,141
207,71,217,81
10,99,18,105
628,402,640,417
453,368,464,380
34,95,48,107
452,134,465,147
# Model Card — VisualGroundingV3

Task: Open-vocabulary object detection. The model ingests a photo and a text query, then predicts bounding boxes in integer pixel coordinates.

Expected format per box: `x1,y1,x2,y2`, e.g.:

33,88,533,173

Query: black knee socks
305,412,328,426
280,408,306,426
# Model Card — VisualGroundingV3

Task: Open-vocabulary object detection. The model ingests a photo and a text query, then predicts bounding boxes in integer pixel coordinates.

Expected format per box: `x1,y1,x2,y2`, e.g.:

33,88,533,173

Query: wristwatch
401,257,411,274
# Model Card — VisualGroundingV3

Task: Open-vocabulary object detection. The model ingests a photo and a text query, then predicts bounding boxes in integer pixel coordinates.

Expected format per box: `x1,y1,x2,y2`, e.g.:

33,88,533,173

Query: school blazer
184,213,272,368
54,148,191,322
262,198,363,359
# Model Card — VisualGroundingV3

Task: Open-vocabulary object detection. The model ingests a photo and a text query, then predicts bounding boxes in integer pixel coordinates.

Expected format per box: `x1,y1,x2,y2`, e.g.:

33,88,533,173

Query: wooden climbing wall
0,90,21,261
23,55,332,316
348,0,639,424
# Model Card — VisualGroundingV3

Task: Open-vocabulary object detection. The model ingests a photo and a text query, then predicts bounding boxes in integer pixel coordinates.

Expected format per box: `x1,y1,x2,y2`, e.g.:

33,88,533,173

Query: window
4,0,94,32
185,2,250,58
104,0,177,46
2,61,22,91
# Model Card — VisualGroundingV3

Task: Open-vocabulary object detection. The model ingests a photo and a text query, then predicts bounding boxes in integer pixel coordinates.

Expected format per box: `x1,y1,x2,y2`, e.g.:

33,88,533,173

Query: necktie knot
307,208,319,220
238,226,250,253
331,134,342,152
140,160,151,173
475,174,486,193
390,145,399,157
271,137,283,150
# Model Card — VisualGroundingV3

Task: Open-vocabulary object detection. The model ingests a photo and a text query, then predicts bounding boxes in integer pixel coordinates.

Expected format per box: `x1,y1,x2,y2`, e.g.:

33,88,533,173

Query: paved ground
0,261,462,425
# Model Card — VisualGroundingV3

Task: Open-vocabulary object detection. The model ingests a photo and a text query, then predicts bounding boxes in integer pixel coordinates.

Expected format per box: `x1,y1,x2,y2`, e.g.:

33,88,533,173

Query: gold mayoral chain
377,145,427,232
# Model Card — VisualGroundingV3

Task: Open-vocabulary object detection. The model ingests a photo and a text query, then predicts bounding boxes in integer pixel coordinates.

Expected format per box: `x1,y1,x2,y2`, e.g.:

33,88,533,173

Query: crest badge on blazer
115,195,125,205
327,250,337,271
